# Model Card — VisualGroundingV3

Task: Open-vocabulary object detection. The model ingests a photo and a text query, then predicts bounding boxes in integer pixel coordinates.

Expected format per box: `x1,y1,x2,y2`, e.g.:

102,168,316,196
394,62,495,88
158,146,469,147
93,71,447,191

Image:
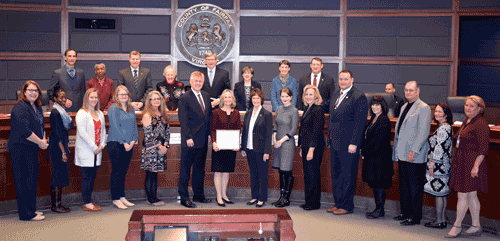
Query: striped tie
133,70,139,89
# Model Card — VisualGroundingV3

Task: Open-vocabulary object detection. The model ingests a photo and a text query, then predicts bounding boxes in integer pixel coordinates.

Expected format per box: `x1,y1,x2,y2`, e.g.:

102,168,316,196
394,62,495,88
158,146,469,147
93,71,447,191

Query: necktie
133,70,139,89
209,69,214,87
69,68,75,78
198,94,205,113
334,91,343,110
313,74,317,87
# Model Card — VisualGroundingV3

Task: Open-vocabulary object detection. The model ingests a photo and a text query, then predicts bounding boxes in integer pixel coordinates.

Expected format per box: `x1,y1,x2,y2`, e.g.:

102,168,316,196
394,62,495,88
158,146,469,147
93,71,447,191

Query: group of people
7,49,491,239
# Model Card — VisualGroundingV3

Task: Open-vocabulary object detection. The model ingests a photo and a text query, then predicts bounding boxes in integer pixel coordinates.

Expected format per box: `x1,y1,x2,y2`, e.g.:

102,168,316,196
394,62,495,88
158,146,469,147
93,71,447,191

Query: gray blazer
118,66,152,104
393,98,432,164
49,67,86,113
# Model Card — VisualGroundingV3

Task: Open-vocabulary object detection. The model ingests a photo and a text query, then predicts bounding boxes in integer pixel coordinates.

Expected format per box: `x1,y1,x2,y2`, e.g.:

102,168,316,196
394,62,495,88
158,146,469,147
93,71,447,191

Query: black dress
360,114,394,189
211,113,237,172
48,108,75,187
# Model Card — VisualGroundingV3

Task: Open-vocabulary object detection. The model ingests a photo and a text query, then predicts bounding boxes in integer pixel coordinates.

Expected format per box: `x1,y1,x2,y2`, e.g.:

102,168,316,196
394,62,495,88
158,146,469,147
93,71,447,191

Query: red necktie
313,74,317,87
198,94,205,113
334,91,343,109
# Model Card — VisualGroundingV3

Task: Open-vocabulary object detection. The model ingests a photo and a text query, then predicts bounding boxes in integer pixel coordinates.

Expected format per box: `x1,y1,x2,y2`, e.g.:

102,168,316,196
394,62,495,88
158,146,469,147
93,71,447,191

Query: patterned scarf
53,102,72,130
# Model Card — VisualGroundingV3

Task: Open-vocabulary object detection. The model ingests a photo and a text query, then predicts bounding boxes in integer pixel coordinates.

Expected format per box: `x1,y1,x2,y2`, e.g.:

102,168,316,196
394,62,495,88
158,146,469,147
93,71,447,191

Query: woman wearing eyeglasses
107,85,138,209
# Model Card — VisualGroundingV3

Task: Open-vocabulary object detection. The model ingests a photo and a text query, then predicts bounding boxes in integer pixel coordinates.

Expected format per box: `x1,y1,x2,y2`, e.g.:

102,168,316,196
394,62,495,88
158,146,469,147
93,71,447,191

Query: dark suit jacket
48,109,75,155
297,72,335,111
241,107,273,155
49,67,86,112
178,89,212,148
8,101,45,149
118,66,152,103
298,104,325,148
327,86,368,151
233,80,262,111
200,67,231,99
388,94,405,118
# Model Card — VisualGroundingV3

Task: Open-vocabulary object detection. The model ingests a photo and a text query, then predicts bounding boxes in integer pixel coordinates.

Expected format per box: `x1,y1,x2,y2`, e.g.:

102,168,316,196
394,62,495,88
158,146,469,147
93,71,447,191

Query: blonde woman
75,88,106,211
141,91,170,206
107,85,138,209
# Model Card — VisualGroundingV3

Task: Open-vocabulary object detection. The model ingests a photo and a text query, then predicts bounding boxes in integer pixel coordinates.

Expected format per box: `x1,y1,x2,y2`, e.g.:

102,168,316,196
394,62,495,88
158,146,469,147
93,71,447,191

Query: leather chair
447,96,467,123
364,92,392,117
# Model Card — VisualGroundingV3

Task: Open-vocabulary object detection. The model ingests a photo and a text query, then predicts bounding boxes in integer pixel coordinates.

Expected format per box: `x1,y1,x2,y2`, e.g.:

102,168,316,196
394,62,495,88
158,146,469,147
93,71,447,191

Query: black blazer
178,89,212,148
233,80,262,111
48,67,86,112
48,109,75,155
298,104,325,148
241,107,273,155
389,94,405,118
327,86,368,151
8,101,45,149
200,67,231,99
118,66,152,103
360,114,392,158
297,72,335,111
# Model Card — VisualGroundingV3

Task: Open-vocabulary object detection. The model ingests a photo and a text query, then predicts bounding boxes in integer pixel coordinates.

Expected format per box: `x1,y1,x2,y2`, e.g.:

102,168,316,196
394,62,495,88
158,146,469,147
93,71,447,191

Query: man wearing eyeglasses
200,52,230,109
118,51,152,111
48,49,86,112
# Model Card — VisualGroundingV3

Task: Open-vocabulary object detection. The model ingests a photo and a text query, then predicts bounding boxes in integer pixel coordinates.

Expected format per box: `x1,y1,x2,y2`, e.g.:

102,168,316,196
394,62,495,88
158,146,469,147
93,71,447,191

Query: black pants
247,150,270,202
9,144,39,220
80,156,99,204
330,149,360,211
108,141,133,200
49,144,69,187
302,145,324,207
144,171,159,203
399,160,426,221
178,145,208,201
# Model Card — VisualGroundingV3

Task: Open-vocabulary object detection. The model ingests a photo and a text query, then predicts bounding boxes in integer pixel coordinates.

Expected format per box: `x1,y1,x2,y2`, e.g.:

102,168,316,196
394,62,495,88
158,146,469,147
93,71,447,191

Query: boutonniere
259,114,262,117
346,96,349,99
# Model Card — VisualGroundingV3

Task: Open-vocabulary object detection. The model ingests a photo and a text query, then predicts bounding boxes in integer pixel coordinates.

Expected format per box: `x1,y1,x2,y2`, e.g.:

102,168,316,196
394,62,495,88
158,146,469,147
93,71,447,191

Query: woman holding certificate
241,88,273,208
210,89,242,207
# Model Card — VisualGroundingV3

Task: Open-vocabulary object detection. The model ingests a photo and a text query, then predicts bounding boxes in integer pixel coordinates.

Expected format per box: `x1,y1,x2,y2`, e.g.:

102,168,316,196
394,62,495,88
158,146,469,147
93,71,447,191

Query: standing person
118,50,152,110
326,69,368,215
8,80,48,221
272,87,299,208
47,87,74,213
210,89,242,207
234,66,262,111
446,95,489,238
86,62,115,112
178,71,212,208
200,52,231,108
360,96,393,219
156,65,185,111
385,83,405,118
48,49,86,112
298,85,325,211
241,88,273,208
270,60,298,112
141,91,170,206
107,85,138,209
392,81,431,226
423,103,453,229
75,88,106,211
297,58,335,111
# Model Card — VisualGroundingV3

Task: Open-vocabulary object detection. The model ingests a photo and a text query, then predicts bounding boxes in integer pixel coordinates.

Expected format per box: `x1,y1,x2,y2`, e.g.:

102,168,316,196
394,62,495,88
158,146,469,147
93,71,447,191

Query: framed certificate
216,130,240,150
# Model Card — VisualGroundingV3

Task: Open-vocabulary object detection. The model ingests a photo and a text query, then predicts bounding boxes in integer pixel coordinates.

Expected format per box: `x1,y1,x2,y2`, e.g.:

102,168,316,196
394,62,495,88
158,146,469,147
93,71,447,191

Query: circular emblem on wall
174,4,236,67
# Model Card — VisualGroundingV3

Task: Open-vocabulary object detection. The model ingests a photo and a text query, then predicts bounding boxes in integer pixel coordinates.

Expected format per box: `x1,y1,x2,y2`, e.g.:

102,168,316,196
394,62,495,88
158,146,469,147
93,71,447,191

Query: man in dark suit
177,71,213,208
118,51,152,110
200,52,231,108
297,57,335,111
326,69,368,215
48,49,86,112
385,82,405,118
392,81,431,226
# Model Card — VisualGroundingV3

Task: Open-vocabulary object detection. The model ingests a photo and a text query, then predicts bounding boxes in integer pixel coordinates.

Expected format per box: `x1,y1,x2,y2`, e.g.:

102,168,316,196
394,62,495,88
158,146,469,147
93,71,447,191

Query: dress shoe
150,201,166,206
113,200,128,210
180,200,196,208
216,199,226,207
30,214,45,221
464,226,482,237
222,198,234,204
303,205,320,211
366,209,384,219
444,226,462,238
333,208,353,215
247,199,258,205
400,218,420,226
193,196,212,203
424,221,447,229
393,214,406,221
300,204,307,209
120,198,135,207
256,201,265,208
83,204,101,211
51,205,71,213
326,206,338,213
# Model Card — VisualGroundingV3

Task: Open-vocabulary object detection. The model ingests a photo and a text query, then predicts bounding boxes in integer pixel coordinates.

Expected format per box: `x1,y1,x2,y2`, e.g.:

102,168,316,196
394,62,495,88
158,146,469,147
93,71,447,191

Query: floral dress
141,115,170,172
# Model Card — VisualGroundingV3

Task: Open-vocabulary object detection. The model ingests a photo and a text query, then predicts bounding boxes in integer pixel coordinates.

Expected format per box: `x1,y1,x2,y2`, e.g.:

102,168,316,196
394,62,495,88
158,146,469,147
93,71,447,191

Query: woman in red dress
446,95,489,238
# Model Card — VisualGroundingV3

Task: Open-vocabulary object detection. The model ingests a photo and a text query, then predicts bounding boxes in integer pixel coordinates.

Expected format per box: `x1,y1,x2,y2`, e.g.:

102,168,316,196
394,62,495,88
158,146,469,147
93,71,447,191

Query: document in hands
216,130,240,150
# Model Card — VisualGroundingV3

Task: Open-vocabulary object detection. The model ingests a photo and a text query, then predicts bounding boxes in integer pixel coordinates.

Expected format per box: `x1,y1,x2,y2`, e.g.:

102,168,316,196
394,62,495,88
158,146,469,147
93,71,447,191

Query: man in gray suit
392,80,431,226
48,49,86,112
118,51,152,110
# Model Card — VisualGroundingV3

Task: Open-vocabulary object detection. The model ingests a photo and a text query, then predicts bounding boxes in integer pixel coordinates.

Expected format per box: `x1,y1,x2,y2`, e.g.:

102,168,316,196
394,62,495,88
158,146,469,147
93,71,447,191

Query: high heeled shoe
222,198,234,204
444,226,462,238
464,226,482,237
217,199,226,207
256,201,265,208
247,199,257,205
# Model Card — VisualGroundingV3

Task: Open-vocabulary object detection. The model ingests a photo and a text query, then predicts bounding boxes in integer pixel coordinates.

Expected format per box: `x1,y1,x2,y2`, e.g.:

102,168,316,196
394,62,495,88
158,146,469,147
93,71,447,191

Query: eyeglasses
150,98,161,101
26,89,39,93
118,94,128,96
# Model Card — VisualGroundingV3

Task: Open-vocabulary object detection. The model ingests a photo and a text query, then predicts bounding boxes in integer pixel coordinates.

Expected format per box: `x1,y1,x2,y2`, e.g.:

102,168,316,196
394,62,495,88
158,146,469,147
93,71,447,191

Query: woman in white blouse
75,88,106,211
